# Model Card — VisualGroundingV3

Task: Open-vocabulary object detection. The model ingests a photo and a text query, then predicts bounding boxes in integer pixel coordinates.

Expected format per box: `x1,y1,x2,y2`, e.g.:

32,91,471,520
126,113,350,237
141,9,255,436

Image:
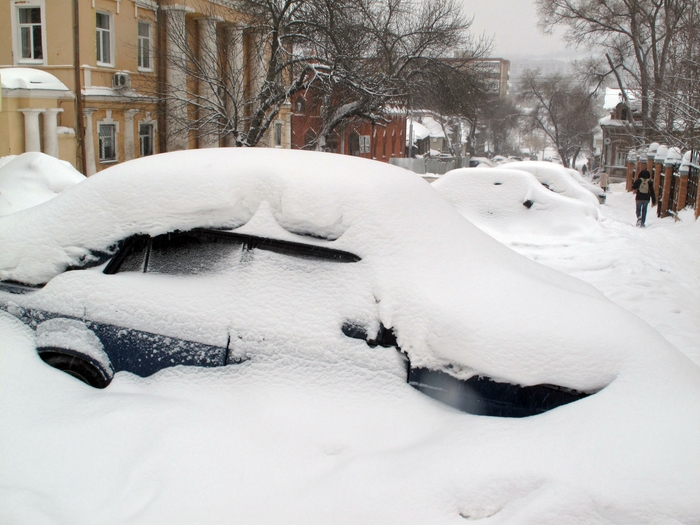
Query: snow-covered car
501,160,600,208
0,149,661,418
434,167,599,241
565,167,606,204
467,156,496,168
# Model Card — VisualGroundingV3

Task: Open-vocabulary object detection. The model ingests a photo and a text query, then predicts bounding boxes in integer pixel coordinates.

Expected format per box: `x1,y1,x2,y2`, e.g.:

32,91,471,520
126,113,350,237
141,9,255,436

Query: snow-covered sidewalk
506,183,700,366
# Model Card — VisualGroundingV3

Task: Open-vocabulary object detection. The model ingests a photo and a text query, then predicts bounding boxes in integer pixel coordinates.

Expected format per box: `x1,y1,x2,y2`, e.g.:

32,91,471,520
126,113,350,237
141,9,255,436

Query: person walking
598,170,610,192
632,170,656,227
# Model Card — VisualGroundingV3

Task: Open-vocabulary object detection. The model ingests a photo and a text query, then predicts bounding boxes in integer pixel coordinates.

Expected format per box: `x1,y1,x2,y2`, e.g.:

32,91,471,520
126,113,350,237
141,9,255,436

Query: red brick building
290,90,406,162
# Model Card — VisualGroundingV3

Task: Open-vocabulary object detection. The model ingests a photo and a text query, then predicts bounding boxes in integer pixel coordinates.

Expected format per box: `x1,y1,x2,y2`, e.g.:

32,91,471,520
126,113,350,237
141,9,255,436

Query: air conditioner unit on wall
113,72,131,90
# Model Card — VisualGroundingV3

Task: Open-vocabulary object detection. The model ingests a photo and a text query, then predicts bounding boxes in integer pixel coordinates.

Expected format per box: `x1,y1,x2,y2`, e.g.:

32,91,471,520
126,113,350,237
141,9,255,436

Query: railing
686,150,699,211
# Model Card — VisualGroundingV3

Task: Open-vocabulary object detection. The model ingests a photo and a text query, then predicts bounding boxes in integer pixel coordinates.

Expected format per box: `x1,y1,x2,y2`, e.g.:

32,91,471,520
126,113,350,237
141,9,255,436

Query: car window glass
146,233,243,275
116,240,147,273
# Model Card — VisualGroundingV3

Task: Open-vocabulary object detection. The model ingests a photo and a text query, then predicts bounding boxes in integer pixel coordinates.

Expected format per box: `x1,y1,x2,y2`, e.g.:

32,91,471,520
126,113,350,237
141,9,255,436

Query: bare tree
308,0,488,151
518,70,598,168
536,0,696,148
151,0,486,150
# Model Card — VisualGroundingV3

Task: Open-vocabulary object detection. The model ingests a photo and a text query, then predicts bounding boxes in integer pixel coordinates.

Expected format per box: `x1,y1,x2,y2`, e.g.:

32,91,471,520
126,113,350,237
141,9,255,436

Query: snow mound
433,168,599,241
502,161,600,208
0,152,85,216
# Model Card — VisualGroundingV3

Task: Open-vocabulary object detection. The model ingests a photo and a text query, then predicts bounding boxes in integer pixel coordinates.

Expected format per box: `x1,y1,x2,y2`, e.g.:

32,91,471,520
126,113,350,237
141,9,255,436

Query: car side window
146,232,243,275
116,239,148,272
106,229,359,276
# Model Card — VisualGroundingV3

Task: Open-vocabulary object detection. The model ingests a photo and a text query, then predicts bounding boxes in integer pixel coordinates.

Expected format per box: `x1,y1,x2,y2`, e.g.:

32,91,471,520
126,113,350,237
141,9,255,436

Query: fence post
660,148,682,218
653,145,668,198
626,150,636,191
677,151,692,213
660,164,674,218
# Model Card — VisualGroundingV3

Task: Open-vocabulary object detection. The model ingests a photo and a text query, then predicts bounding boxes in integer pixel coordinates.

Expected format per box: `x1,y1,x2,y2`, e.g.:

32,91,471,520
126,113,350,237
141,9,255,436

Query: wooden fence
627,148,700,220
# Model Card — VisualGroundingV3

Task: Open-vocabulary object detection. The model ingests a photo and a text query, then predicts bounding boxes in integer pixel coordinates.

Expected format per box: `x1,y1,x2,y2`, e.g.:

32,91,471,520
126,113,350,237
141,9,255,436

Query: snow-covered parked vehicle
433,167,599,242
501,160,601,207
0,149,658,417
565,167,607,204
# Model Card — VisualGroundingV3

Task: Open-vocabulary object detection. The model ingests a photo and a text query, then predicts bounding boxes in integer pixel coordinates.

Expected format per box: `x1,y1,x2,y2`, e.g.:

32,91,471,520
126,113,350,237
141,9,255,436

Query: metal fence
390,157,470,175
686,150,699,211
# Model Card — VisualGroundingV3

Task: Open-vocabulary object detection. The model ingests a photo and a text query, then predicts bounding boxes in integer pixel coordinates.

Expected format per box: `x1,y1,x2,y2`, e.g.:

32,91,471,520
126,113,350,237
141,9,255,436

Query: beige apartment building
0,0,291,175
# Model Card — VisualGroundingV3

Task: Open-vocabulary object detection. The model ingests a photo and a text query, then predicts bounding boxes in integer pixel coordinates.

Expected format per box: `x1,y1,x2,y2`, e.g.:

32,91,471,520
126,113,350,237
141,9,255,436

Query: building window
295,99,305,113
139,123,154,157
96,12,113,66
13,2,46,65
274,122,283,147
137,21,152,71
18,6,43,61
99,124,117,162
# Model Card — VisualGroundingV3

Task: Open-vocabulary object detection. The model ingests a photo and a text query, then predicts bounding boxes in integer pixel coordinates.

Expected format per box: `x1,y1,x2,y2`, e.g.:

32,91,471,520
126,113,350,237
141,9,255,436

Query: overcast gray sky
461,0,581,60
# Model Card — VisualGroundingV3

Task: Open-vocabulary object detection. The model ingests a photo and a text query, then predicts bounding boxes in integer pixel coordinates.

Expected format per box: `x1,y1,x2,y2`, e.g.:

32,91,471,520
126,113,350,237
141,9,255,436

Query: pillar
20,109,45,153
43,108,64,158
660,164,674,218
83,109,97,176
626,159,635,192
124,109,140,161
223,22,244,147
163,5,192,152
196,16,222,148
653,162,663,196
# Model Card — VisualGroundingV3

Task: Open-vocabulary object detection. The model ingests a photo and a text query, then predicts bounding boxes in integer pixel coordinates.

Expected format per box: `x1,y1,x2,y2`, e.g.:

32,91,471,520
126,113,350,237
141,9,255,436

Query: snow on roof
0,68,69,91
420,115,447,138
0,148,663,392
603,87,639,110
407,120,431,142
0,153,85,216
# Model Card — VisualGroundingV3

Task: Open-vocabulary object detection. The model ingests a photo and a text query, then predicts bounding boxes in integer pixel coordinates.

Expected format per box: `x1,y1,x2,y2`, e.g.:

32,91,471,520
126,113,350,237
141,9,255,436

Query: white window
137,21,152,71
99,124,117,162
96,12,114,66
139,123,154,157
12,2,46,64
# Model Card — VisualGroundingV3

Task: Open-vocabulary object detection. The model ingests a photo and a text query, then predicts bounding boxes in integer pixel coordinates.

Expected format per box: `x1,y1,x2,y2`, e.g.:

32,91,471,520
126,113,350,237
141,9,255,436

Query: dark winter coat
632,173,656,204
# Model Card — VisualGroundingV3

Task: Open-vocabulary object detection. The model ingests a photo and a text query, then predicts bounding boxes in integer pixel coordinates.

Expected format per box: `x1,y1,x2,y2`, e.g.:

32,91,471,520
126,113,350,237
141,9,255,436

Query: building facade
0,0,290,175
290,90,406,163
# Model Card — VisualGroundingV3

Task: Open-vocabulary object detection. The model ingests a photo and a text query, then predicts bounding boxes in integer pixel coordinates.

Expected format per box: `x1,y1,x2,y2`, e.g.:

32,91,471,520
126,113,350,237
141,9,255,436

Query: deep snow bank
0,152,85,216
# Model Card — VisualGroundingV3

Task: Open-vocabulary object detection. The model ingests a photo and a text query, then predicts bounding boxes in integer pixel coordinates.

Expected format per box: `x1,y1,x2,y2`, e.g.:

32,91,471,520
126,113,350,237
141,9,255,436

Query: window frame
12,1,47,65
137,20,153,72
139,122,155,157
98,123,117,163
274,122,283,148
96,11,115,67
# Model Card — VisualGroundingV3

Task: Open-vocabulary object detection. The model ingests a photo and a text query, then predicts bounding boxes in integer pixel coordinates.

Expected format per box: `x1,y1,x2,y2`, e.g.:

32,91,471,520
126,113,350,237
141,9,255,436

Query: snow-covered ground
0,154,698,524
505,184,700,367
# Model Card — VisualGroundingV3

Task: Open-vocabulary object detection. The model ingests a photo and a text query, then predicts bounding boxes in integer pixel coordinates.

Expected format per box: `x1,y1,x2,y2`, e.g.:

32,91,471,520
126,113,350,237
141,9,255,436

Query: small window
96,12,113,66
139,123,154,157
98,124,116,162
18,6,43,61
295,99,305,113
274,122,283,147
137,21,152,71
